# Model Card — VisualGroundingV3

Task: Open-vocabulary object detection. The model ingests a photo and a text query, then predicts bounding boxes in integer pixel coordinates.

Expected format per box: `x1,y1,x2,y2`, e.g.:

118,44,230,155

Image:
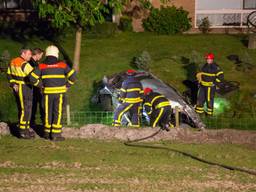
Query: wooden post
175,106,180,128
66,104,71,126
248,34,256,49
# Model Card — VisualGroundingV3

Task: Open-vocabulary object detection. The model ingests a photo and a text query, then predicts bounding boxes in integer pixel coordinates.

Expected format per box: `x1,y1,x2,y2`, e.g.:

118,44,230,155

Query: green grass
0,136,255,191
0,32,256,125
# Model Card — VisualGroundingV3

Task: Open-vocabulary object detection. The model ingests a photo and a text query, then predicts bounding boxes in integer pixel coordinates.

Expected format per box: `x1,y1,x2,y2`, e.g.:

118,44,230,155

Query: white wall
197,0,243,10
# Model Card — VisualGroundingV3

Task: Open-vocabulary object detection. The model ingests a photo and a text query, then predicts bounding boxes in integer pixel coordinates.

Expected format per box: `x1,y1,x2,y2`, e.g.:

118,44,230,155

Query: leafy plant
119,16,133,32
143,6,191,34
132,51,151,71
198,17,211,34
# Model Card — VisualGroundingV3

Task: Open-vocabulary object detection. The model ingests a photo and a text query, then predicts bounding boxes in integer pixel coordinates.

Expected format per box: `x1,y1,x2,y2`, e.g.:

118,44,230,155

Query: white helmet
45,45,59,58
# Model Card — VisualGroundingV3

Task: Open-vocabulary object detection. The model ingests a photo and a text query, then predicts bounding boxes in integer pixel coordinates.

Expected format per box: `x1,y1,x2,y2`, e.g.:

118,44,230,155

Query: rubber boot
19,129,33,139
28,128,36,138
43,132,51,140
160,124,170,132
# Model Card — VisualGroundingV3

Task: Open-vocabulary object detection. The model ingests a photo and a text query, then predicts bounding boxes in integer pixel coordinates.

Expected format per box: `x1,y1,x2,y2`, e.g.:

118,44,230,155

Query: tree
34,0,123,72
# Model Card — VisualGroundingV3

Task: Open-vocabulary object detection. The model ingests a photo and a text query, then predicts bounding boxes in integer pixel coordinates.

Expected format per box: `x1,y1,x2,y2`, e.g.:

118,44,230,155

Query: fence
201,115,256,130
63,111,114,126
195,9,255,28
63,111,256,130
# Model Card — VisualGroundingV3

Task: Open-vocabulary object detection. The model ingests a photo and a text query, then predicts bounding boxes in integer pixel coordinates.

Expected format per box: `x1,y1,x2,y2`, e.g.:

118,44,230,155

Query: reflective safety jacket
7,57,34,86
119,76,143,103
144,92,171,115
29,57,76,94
197,63,224,87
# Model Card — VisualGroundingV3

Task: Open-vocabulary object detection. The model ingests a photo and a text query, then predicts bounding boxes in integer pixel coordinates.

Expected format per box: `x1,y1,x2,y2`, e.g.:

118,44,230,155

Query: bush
143,6,191,34
93,22,117,37
198,17,211,34
131,51,151,71
119,16,133,32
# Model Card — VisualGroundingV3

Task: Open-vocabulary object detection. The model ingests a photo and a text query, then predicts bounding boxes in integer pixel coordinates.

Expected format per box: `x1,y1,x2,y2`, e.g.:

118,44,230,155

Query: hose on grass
124,129,256,176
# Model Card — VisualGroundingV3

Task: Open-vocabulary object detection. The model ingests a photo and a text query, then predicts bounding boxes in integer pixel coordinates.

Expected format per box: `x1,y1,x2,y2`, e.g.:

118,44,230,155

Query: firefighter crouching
195,53,224,116
112,69,143,127
7,48,35,139
30,45,76,141
143,88,173,131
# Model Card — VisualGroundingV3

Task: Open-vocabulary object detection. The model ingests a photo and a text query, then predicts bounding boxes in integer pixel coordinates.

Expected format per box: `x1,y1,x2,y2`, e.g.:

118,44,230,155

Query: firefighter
7,48,35,139
195,53,224,115
112,69,143,127
29,48,44,125
143,88,173,131
29,45,76,141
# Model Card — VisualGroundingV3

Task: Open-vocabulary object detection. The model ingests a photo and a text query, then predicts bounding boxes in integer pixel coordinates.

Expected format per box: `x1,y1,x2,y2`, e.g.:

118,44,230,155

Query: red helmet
205,53,214,60
144,87,153,95
126,69,136,75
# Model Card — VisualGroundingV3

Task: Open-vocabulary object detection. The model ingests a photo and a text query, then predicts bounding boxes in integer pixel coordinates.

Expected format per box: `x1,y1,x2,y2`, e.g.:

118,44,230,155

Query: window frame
243,0,256,9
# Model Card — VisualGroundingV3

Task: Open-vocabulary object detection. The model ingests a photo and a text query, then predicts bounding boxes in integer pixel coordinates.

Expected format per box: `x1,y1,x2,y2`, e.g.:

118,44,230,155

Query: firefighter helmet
205,53,214,60
144,87,153,95
45,45,59,58
126,69,136,75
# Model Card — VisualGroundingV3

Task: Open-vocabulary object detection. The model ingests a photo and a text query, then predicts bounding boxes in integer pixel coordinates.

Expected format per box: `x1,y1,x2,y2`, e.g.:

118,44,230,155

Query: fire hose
124,129,256,176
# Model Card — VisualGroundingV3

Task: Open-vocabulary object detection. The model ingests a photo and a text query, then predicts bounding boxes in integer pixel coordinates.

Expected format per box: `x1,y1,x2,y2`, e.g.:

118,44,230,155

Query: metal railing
63,111,114,126
196,9,256,28
201,114,256,130
63,111,256,130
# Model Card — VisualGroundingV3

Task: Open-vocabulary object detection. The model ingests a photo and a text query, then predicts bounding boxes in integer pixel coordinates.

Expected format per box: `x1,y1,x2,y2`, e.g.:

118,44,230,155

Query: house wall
132,0,196,32
132,0,254,33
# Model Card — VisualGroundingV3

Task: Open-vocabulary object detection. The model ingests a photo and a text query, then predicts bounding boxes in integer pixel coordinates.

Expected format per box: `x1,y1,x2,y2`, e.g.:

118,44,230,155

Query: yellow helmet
45,45,59,58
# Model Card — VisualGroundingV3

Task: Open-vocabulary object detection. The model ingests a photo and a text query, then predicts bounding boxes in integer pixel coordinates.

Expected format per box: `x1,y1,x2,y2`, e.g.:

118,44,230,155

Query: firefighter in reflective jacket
7,48,35,139
143,88,173,131
195,53,224,115
29,45,76,141
112,70,143,127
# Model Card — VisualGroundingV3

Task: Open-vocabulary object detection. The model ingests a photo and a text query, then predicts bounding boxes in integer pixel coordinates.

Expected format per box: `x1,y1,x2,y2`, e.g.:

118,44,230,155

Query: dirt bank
1,122,255,148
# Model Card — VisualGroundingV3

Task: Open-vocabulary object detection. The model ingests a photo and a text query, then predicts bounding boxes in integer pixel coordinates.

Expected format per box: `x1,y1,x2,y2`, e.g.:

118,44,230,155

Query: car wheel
100,94,113,111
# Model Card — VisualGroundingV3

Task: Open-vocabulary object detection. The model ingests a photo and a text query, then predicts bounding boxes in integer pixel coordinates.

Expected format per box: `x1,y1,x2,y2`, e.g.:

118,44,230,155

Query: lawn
0,32,256,124
0,136,255,192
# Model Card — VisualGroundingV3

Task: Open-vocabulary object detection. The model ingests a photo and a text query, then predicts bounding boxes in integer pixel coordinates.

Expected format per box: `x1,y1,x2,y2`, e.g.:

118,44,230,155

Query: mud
1,122,255,148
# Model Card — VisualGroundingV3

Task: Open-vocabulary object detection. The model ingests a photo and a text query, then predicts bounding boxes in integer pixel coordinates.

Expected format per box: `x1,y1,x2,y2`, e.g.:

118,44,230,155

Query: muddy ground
1,122,256,148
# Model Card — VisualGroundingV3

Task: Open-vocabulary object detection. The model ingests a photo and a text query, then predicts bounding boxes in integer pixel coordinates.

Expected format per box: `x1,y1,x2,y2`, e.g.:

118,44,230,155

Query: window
244,0,256,9
0,0,32,10
196,0,255,27
197,0,243,10
0,0,19,9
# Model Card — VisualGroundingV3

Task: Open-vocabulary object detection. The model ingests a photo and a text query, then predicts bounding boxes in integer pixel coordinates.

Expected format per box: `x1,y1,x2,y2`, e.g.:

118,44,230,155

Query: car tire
100,94,113,111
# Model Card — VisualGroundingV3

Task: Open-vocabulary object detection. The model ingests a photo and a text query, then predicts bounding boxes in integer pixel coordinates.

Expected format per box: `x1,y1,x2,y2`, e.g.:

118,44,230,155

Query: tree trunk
73,27,82,72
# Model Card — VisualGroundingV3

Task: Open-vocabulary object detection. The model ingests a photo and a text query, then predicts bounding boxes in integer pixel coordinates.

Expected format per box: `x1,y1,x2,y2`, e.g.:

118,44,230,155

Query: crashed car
92,71,206,129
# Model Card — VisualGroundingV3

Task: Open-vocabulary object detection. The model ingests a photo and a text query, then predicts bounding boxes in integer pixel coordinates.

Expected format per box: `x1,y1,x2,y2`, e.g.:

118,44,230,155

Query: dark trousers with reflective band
31,87,44,124
14,84,33,130
43,93,64,134
196,86,216,115
150,106,172,128
113,102,141,127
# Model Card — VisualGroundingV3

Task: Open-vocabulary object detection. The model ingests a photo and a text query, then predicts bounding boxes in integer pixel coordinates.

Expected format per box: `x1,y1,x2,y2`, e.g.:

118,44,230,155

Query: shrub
119,16,133,32
143,6,191,34
131,51,151,71
198,17,211,34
